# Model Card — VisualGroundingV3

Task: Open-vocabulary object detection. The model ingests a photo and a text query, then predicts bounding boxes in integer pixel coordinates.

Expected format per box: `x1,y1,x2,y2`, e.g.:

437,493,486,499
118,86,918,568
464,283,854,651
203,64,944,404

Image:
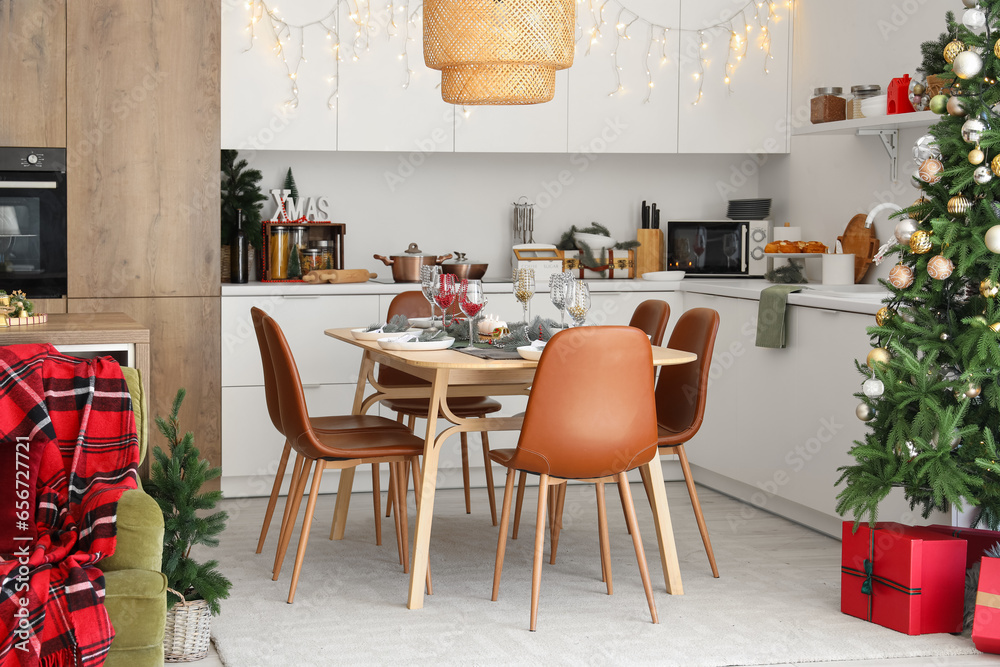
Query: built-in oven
665,219,770,278
0,147,67,298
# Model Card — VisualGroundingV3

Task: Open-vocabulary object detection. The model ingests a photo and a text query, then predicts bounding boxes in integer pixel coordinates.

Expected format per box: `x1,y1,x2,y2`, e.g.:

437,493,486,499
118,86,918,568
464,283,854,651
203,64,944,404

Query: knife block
636,229,664,276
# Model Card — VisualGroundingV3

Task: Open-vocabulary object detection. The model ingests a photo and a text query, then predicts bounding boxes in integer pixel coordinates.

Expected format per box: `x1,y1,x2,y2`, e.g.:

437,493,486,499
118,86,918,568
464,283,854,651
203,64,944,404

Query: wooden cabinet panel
0,0,66,147
66,0,220,298
69,297,221,484
31,297,67,314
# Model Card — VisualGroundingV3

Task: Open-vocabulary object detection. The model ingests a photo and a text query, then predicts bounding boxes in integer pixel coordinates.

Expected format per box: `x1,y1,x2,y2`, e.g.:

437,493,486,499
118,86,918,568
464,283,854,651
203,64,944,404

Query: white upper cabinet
335,2,454,152
221,1,339,151
567,0,681,154
454,72,569,153
676,0,792,154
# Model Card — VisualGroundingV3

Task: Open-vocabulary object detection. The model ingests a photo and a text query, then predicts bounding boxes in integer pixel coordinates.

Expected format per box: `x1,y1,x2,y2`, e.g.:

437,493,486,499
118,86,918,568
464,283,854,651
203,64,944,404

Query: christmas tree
836,4,1000,529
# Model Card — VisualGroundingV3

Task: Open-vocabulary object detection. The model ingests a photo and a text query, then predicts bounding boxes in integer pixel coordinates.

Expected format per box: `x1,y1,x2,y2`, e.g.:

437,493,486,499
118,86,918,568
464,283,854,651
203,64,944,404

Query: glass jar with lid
848,85,881,120
309,239,336,270
301,248,323,274
811,87,846,124
269,225,289,279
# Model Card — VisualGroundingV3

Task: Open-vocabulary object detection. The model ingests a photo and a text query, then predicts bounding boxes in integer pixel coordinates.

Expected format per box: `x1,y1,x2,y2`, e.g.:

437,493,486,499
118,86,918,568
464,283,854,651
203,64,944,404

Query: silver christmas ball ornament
963,118,987,143
964,0,980,7
862,378,885,398
964,7,987,31
948,96,969,116
986,225,1000,253
894,218,918,244
856,402,875,422
975,165,994,184
940,332,950,341
954,51,984,79
913,134,940,161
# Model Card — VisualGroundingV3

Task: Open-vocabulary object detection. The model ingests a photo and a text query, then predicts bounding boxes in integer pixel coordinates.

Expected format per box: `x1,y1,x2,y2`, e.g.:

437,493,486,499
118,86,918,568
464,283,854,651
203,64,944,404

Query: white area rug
209,482,978,666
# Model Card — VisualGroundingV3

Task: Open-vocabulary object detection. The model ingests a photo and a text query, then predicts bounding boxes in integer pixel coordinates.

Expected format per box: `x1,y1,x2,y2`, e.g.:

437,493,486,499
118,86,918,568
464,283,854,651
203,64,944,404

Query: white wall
243,150,760,278
760,0,944,284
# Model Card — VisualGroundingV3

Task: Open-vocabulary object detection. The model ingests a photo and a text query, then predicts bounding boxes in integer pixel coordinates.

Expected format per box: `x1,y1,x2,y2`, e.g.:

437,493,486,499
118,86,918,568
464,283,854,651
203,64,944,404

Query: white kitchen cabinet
455,73,569,153
676,0,792,154
567,0,681,154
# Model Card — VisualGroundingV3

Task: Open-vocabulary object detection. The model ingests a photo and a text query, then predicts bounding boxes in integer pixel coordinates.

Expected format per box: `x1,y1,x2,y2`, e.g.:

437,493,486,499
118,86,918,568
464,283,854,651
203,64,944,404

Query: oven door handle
742,222,750,274
0,181,58,189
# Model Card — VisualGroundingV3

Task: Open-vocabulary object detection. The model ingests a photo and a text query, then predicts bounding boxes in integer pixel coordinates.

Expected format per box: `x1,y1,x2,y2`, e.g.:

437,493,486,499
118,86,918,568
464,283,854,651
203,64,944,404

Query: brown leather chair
250,307,410,566
489,326,660,631
378,291,502,525
262,313,428,603
648,307,721,578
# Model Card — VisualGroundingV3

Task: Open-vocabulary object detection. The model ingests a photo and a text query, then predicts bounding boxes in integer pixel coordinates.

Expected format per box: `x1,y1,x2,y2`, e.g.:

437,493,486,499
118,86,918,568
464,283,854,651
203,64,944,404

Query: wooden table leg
331,352,378,541
407,368,449,610
642,452,684,595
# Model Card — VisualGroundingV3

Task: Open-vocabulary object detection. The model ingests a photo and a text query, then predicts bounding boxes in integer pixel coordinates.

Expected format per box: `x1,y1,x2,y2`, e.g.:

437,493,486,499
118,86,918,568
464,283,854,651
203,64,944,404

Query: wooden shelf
792,111,938,136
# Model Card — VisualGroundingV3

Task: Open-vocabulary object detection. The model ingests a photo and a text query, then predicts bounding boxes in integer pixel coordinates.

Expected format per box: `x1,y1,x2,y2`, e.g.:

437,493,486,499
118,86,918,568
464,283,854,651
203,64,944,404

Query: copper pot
441,252,488,280
373,243,451,282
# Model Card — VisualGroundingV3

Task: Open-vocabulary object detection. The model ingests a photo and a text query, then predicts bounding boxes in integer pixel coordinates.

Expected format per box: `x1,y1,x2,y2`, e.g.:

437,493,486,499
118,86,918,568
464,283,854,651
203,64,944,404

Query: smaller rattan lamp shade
423,0,575,105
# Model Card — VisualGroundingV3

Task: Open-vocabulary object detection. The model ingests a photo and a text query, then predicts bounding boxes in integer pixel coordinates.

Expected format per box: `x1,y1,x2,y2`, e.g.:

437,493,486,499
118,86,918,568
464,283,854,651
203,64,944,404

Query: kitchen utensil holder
635,229,664,275
512,197,536,245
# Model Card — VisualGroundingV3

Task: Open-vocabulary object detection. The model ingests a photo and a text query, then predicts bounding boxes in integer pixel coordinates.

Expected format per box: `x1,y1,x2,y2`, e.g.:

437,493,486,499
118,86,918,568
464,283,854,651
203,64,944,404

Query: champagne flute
513,268,535,324
566,279,591,327
420,265,442,323
459,279,488,347
434,273,457,328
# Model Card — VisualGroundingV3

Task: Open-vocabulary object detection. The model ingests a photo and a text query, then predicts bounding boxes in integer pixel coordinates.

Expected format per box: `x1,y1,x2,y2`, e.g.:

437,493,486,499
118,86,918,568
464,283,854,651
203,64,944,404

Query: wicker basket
221,245,255,283
164,590,212,663
423,0,575,104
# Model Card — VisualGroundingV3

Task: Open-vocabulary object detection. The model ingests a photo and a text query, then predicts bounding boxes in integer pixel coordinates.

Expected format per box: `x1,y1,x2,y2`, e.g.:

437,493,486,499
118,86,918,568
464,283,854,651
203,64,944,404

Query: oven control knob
26,153,39,165
750,228,767,242
750,247,765,260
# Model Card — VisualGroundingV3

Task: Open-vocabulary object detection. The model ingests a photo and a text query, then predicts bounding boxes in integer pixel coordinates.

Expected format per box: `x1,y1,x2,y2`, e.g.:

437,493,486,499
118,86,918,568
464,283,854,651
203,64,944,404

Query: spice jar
301,248,323,274
309,239,336,270
269,225,289,279
847,85,881,120
811,87,846,124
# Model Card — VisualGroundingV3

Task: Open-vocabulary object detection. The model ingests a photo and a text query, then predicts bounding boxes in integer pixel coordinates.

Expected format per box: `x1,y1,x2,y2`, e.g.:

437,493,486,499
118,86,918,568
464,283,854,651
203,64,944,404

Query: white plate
377,337,455,351
351,328,420,341
516,346,543,361
642,271,686,281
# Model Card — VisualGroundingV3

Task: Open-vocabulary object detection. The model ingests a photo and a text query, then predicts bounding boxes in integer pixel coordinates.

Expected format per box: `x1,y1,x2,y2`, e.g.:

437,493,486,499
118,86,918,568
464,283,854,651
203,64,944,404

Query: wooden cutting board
837,214,880,283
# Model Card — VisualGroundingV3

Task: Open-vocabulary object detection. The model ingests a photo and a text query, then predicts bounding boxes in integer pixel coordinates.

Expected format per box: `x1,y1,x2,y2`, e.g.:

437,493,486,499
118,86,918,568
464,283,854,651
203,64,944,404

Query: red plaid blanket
0,344,139,667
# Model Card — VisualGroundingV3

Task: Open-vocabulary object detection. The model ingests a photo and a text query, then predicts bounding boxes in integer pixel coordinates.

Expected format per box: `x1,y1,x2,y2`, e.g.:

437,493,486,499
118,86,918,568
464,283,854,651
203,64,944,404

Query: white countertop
222,278,889,315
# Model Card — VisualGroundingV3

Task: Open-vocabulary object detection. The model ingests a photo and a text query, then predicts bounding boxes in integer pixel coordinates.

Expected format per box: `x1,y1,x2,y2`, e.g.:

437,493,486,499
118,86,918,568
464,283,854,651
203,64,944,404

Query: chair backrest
379,291,432,388
654,308,720,438
509,326,658,479
251,306,284,434
629,299,671,346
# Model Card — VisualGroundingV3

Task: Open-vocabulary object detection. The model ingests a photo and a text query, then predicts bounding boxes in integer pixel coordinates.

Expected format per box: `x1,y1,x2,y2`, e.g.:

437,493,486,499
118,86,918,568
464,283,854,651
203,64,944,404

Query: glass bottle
231,209,249,284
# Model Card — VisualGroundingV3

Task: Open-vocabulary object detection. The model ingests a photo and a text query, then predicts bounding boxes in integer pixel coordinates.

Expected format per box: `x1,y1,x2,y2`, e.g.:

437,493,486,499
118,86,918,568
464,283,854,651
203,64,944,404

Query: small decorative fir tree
221,149,267,250
837,5,1000,529
283,167,299,202
146,389,232,614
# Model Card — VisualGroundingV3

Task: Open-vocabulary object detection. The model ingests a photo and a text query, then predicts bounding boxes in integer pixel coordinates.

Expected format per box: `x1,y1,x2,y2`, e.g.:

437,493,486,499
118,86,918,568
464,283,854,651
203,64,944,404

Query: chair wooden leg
273,456,311,581
481,429,497,526
330,467,355,541
492,469,516,601
618,480,632,535
530,473,550,632
390,463,404,567
288,461,326,604
394,461,410,574
617,472,658,624
257,440,291,554
407,414,416,430
676,445,719,578
272,448,302,566
386,464,395,518
460,431,472,514
549,483,566,565
372,463,382,546
596,481,613,595
512,471,527,540
638,464,654,512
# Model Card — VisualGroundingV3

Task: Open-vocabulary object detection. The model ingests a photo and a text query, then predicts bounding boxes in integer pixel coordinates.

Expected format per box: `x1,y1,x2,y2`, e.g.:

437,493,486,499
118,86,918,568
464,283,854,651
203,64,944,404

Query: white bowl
516,346,543,361
351,328,420,341
642,271,685,282
573,232,617,251
860,95,887,117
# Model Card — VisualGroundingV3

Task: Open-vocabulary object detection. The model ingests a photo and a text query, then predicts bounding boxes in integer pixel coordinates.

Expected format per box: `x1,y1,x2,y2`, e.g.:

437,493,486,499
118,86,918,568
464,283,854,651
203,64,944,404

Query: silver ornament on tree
963,118,987,143
964,7,987,31
954,50,984,80
894,218,918,244
856,402,875,422
913,134,940,161
862,378,884,398
948,96,969,116
963,0,980,7
985,225,1000,253
975,165,994,184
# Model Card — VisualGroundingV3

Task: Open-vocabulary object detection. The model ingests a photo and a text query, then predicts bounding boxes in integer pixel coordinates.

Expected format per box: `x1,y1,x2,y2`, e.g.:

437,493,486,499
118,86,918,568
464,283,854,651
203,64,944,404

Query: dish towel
756,285,802,348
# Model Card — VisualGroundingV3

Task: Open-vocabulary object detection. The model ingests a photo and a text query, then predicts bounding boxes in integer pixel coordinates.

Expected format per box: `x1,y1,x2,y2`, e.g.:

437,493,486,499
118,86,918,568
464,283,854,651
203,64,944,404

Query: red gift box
973,556,1000,654
841,522,966,635
924,525,1000,570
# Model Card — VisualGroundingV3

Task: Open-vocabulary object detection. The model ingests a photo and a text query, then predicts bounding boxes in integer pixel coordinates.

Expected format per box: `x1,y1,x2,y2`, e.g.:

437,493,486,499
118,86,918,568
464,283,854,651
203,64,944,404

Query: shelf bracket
857,128,898,182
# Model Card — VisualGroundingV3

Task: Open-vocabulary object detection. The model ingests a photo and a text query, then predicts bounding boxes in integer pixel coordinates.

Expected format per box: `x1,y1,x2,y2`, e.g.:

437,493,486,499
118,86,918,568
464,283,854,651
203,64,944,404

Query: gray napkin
756,285,802,348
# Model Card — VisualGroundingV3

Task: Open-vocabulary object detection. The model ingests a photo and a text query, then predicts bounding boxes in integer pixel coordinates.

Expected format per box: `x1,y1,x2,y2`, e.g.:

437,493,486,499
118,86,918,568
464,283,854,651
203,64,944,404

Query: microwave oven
664,219,770,278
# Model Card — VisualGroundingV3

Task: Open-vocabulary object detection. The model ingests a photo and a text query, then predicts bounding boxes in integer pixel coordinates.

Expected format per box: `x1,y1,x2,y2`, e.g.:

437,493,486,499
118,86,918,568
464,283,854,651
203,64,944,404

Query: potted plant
221,149,267,282
146,389,231,662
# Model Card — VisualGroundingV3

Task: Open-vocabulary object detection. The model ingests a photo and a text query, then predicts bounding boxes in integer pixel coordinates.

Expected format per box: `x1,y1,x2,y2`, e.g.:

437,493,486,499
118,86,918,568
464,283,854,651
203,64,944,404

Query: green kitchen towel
756,285,802,348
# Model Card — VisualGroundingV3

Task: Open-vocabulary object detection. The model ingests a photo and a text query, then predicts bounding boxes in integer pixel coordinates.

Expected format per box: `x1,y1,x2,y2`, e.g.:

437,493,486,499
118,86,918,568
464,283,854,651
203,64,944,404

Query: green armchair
99,367,167,667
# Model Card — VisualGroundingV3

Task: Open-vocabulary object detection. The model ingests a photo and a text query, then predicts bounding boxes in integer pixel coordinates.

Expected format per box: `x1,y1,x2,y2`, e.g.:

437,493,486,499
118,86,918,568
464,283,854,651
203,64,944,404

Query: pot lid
394,242,439,257
444,251,485,264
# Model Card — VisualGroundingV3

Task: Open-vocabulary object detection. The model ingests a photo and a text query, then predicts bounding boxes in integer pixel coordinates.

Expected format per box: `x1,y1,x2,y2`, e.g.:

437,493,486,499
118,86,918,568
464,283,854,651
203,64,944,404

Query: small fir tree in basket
146,389,231,614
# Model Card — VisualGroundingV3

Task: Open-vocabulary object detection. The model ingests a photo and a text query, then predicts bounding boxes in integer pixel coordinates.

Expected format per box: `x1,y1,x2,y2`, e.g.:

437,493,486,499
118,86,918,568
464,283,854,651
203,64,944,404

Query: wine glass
566,279,591,327
513,268,535,324
420,265,442,323
549,272,572,328
459,279,488,347
434,273,457,327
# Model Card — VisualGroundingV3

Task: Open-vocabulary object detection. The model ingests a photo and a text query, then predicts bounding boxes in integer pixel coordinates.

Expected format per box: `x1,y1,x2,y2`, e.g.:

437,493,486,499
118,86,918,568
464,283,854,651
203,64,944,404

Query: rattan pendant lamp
423,0,575,105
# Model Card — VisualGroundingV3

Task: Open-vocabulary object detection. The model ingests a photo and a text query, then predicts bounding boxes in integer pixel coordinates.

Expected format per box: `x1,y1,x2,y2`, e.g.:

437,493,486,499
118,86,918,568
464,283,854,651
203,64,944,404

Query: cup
822,253,855,285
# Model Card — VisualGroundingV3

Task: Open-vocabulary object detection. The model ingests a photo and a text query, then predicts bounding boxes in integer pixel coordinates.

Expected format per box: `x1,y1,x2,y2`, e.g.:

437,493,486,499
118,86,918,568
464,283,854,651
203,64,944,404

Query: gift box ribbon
977,591,1000,609
842,531,921,621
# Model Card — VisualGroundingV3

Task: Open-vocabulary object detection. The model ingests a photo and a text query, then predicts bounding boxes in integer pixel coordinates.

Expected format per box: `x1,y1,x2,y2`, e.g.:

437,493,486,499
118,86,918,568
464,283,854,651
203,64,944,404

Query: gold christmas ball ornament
945,39,967,64
888,263,915,288
867,347,891,368
970,147,986,165
992,322,1000,333
966,383,982,398
948,195,972,217
948,95,969,116
912,82,926,97
981,278,1000,298
875,307,893,326
927,254,955,280
985,225,1000,253
856,402,875,422
996,37,1000,59
992,154,1000,177
909,230,932,254
918,158,944,184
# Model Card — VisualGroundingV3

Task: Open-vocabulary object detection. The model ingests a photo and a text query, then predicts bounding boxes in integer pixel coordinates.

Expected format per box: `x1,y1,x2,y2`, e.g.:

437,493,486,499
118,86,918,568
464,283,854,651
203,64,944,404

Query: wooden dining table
324,327,697,609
